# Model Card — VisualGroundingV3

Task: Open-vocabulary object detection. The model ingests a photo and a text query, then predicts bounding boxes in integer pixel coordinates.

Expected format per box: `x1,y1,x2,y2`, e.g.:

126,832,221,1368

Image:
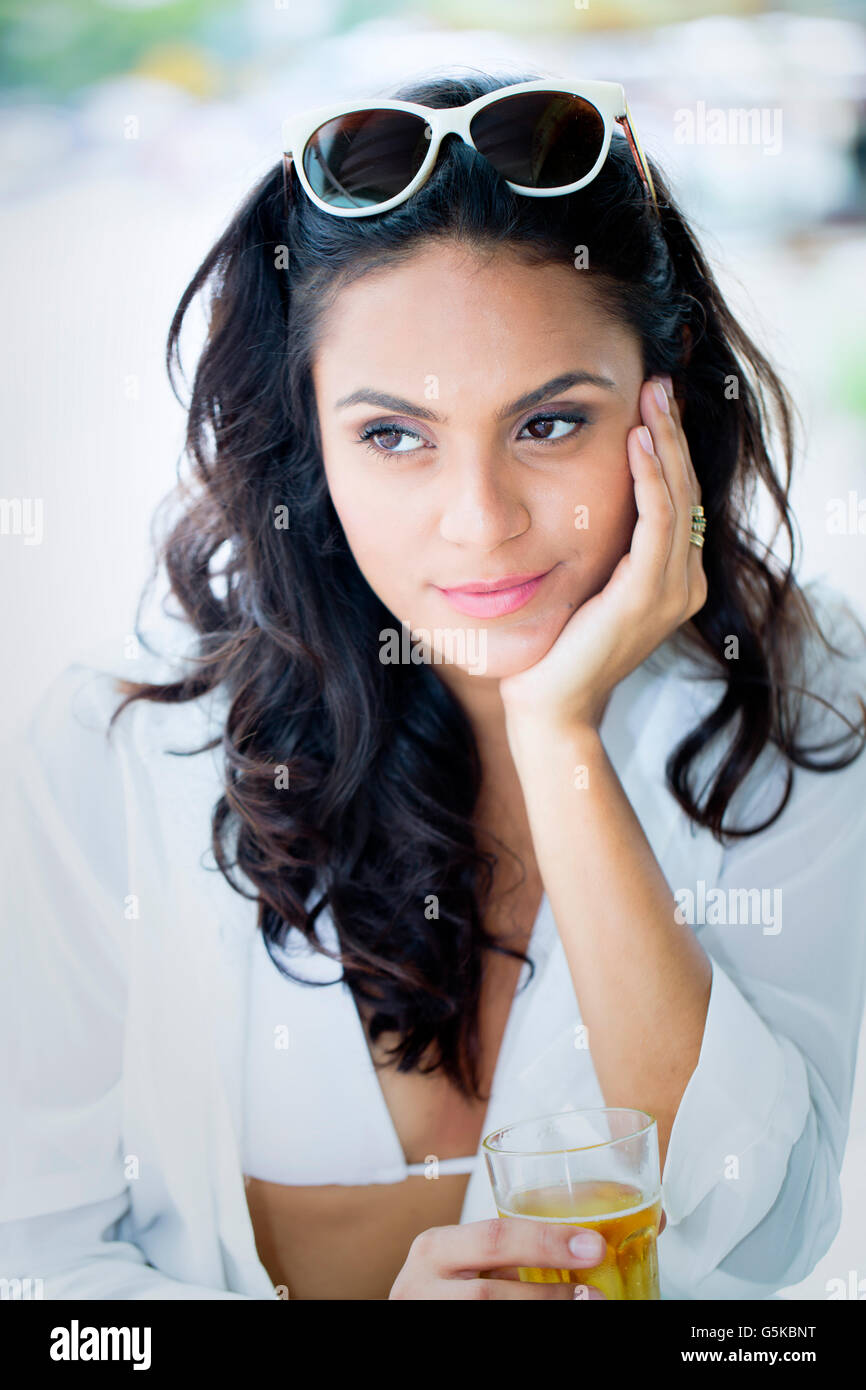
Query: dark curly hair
109,68,866,1103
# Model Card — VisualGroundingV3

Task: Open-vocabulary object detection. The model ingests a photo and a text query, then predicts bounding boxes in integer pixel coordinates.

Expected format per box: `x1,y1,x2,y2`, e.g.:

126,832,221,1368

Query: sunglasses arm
617,108,659,213
282,152,295,220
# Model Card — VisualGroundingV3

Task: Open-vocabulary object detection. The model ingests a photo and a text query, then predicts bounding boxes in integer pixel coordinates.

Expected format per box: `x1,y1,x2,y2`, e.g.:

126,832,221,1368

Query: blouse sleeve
659,602,866,1299
0,658,254,1299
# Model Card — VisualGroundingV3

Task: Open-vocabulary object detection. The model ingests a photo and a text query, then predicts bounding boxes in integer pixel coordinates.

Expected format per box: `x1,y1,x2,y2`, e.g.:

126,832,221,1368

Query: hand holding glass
483,1107,662,1300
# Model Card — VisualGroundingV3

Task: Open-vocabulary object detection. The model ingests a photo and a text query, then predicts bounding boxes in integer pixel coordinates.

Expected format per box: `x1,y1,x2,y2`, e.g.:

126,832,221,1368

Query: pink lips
434,569,553,617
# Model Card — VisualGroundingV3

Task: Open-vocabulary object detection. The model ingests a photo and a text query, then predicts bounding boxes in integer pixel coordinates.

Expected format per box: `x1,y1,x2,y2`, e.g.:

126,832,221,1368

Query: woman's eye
358,423,428,455
517,412,588,442
357,410,588,457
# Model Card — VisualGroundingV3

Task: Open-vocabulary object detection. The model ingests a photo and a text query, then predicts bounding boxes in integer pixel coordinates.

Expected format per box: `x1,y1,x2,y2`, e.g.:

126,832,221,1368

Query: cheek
325,465,419,605
559,460,637,561
341,506,405,579
324,454,380,549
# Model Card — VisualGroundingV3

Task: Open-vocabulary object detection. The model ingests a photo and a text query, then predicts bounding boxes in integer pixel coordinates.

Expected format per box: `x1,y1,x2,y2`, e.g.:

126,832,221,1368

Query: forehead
311,240,639,399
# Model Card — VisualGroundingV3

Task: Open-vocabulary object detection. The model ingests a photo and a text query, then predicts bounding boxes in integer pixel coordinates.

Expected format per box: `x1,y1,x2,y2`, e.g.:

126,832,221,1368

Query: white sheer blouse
1,584,865,1300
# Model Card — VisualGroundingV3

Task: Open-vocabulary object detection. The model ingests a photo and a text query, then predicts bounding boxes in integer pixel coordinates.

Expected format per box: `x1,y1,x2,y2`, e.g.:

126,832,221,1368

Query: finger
461,1277,606,1300
646,378,693,511
642,379,694,579
657,379,706,571
644,380,707,611
625,424,677,583
657,385,708,597
660,376,702,504
418,1217,608,1277
483,1263,610,1289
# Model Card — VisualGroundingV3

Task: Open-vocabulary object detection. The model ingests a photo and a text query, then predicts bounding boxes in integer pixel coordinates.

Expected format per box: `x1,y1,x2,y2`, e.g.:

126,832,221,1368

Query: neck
431,663,537,880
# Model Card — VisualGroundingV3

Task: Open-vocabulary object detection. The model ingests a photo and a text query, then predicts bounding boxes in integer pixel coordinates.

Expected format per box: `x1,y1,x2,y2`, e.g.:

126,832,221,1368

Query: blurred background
1,0,865,1299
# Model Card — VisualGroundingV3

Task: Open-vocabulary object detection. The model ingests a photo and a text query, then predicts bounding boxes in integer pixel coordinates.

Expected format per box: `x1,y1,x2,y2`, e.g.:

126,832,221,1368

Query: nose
437,449,530,549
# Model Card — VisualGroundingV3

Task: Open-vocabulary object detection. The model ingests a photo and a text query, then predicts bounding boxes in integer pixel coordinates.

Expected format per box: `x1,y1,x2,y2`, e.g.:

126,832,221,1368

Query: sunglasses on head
281,79,659,219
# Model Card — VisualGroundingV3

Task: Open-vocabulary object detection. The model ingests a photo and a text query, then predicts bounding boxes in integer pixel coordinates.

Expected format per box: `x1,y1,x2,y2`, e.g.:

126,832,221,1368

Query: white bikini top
240,903,522,1185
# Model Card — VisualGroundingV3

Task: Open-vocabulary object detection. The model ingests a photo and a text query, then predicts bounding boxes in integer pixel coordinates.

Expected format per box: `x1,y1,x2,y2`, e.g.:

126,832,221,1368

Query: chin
459,621,568,681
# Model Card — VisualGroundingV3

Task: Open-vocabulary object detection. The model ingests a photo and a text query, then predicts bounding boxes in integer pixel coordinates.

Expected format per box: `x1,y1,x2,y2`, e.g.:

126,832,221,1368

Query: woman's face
312,239,644,688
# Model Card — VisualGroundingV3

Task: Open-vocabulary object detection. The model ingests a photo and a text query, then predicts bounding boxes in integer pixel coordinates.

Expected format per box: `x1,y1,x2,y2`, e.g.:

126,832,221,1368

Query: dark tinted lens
303,109,431,208
469,92,605,188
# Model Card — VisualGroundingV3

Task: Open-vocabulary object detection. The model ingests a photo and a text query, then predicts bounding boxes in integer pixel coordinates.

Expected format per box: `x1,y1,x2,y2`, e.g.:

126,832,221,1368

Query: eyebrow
334,371,617,423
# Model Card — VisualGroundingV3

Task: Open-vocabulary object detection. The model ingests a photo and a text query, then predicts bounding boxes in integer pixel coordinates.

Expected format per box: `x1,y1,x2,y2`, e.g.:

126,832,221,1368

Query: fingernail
652,381,670,413
657,374,673,398
637,425,654,454
568,1231,606,1259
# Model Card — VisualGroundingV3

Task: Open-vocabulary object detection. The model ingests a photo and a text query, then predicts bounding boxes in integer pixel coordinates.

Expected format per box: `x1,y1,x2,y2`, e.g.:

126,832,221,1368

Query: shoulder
648,579,866,832
657,577,865,713
791,579,866,735
21,629,226,763
2,628,229,837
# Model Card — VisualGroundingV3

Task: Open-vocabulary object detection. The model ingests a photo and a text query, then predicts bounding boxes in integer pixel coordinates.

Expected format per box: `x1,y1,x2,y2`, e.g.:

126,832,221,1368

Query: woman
2,69,865,1302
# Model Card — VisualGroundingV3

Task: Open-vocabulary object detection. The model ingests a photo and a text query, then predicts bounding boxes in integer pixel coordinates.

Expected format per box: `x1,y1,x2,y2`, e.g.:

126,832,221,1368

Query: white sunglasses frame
281,78,659,218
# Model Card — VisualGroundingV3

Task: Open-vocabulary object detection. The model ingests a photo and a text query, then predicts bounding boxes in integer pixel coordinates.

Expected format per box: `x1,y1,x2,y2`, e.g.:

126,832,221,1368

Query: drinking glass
482,1107,662,1300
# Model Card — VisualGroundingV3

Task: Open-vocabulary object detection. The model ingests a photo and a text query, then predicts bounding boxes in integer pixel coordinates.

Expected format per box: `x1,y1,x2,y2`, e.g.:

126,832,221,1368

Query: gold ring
686,503,708,544
689,503,706,547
